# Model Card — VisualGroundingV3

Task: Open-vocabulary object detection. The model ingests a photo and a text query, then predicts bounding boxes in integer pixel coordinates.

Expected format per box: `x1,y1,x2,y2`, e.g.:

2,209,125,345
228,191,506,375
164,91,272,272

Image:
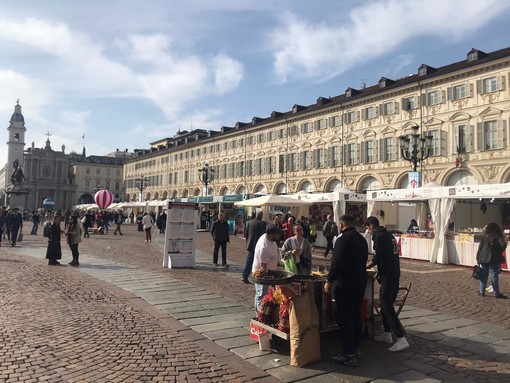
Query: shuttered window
345,111,359,124
331,146,341,167
402,96,419,111
302,122,312,133
347,143,358,165
477,120,506,150
289,153,297,171
302,151,312,169
380,102,399,116
381,137,396,161
362,106,378,120
477,75,505,94
447,84,472,100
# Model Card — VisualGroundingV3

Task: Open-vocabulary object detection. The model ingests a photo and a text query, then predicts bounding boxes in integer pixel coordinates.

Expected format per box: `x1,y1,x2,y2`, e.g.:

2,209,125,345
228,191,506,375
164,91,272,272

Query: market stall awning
234,195,312,207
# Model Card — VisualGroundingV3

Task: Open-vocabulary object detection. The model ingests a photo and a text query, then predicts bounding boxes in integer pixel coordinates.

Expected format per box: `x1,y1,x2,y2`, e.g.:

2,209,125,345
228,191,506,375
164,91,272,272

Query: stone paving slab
202,327,250,341
267,363,328,383
192,320,247,333
181,311,255,326
373,370,441,382
216,335,258,350
230,344,273,359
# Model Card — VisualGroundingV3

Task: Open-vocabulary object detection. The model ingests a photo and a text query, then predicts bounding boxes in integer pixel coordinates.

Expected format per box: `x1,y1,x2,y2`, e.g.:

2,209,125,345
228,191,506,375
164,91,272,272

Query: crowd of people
1,206,170,266
214,211,411,367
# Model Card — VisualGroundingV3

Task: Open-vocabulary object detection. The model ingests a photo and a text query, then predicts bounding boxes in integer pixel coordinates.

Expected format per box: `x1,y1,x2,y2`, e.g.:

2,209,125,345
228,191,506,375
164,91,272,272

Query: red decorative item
455,157,461,167
94,189,114,209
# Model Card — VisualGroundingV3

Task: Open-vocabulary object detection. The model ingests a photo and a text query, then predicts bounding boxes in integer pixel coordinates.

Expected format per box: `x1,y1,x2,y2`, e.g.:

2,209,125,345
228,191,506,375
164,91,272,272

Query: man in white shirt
252,224,281,312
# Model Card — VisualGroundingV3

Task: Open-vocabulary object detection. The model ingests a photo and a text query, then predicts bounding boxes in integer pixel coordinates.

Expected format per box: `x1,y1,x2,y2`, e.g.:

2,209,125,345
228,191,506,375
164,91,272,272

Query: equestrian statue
10,159,26,190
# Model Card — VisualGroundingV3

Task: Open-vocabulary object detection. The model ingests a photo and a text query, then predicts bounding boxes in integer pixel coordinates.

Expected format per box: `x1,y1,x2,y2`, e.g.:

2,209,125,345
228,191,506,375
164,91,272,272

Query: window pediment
449,112,471,122
479,106,502,117
381,126,397,135
362,129,376,138
423,118,444,127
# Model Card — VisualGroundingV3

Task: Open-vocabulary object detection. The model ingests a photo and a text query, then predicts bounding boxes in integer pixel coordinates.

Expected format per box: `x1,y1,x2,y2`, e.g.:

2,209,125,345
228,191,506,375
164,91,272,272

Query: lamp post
198,163,215,196
399,125,433,172
135,175,149,202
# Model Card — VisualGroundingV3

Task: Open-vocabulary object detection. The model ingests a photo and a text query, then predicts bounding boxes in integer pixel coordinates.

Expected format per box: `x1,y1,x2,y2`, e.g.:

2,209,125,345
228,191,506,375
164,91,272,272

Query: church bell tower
7,100,26,181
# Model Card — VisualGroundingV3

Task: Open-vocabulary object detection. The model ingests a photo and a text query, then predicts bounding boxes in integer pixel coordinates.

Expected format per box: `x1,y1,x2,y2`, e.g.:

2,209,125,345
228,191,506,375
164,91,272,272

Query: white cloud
212,54,244,94
0,70,55,114
0,18,244,137
271,0,510,82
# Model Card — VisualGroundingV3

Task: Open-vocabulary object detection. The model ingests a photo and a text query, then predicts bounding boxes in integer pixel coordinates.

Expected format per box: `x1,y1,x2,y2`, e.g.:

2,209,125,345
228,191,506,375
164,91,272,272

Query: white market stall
234,195,312,233
289,190,367,248
367,182,510,269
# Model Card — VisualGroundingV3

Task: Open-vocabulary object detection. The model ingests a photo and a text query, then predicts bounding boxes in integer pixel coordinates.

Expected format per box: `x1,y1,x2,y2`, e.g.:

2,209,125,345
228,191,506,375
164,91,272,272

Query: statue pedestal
5,186,30,210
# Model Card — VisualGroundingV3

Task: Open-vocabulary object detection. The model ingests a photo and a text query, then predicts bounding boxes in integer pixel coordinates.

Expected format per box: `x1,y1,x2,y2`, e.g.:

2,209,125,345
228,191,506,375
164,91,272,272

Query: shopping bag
472,264,482,280
283,253,298,274
249,322,271,350
17,232,23,242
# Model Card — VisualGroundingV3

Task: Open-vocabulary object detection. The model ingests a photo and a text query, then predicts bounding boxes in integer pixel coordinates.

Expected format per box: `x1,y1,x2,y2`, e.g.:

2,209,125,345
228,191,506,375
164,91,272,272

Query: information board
163,202,198,268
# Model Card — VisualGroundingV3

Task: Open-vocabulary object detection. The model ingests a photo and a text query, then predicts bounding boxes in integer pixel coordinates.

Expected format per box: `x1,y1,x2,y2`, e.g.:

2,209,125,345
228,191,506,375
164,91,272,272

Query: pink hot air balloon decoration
94,189,114,209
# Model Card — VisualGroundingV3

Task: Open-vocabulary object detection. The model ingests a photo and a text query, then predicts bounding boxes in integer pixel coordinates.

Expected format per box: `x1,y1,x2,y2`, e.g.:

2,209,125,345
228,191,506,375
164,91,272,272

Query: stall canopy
367,182,510,265
234,194,312,207
290,189,366,224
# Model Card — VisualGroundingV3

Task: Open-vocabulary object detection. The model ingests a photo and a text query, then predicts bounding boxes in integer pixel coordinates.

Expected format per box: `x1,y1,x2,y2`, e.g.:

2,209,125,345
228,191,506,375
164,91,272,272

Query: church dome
10,102,24,123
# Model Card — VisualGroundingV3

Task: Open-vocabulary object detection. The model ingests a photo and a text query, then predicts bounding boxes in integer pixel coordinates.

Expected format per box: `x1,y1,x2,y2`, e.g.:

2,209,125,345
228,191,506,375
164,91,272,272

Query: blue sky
1,0,510,166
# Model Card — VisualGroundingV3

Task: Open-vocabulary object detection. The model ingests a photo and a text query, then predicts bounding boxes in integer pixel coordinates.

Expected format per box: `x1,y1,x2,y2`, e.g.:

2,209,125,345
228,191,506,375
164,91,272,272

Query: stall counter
396,235,434,261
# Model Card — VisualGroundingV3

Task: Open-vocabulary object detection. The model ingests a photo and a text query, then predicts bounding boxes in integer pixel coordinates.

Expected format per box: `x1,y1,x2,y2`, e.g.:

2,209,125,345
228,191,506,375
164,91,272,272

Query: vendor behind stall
252,224,282,312
407,219,419,234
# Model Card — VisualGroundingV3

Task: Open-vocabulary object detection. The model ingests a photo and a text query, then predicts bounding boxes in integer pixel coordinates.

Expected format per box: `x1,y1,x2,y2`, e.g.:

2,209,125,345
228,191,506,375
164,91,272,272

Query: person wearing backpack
322,214,338,258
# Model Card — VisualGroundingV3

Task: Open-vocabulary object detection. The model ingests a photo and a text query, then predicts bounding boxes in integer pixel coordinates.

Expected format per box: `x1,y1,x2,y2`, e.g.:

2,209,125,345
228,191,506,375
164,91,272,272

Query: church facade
1,102,128,211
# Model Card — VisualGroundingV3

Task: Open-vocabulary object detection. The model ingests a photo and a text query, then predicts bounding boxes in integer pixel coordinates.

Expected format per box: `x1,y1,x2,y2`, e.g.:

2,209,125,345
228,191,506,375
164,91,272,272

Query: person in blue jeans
476,222,507,298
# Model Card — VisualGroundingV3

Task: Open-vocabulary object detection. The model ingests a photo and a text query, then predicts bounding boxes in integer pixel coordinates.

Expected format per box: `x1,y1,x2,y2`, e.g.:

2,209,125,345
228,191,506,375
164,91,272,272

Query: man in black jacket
242,211,266,284
324,214,367,366
210,213,230,268
10,209,23,247
366,216,409,352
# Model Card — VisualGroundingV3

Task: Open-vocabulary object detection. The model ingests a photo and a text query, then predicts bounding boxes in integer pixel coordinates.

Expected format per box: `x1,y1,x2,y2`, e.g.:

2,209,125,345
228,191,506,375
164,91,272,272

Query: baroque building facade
124,46,510,202
0,102,131,210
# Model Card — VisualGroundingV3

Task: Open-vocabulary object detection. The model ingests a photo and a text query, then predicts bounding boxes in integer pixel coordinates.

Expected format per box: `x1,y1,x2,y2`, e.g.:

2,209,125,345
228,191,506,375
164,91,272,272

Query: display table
397,236,434,261
446,240,478,266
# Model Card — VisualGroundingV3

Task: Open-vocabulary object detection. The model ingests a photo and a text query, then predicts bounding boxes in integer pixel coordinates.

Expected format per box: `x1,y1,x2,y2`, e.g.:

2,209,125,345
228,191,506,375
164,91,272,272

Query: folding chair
373,282,412,317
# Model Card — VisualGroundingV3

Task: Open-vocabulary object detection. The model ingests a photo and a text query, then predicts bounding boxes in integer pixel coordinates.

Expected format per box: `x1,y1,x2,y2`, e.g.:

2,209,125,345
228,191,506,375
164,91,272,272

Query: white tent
367,182,510,265
290,190,366,224
234,194,312,207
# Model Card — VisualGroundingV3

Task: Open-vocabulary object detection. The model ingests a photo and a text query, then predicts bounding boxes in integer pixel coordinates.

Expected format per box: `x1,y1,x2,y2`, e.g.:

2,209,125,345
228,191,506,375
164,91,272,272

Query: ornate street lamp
135,174,149,202
399,125,433,172
198,163,215,196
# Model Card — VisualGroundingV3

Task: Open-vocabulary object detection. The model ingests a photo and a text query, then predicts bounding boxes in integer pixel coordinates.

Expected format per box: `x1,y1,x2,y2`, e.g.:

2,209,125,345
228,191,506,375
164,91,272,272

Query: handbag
17,232,23,242
300,254,311,269
472,264,482,280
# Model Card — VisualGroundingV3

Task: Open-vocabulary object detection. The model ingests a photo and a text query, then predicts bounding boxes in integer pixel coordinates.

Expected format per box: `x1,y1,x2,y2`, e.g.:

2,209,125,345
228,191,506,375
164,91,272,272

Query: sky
1,0,510,167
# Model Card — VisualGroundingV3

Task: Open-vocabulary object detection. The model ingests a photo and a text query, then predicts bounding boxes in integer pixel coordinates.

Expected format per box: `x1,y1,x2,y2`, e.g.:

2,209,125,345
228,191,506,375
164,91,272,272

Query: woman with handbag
66,215,82,266
280,223,313,275
476,223,507,298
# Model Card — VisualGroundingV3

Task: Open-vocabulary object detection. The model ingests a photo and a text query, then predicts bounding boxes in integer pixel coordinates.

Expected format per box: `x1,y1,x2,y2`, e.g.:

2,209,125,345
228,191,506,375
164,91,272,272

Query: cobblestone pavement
0,232,279,383
2,223,510,382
